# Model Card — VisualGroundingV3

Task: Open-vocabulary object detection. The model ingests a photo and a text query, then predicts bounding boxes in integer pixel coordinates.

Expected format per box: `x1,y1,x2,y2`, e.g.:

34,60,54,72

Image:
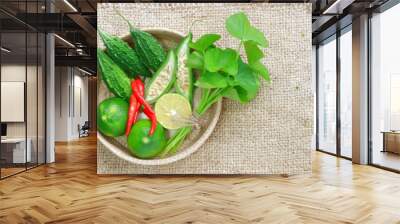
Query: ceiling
0,0,394,74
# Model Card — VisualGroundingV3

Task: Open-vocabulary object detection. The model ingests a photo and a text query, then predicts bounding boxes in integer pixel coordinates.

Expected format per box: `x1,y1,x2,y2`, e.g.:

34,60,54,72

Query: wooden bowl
97,28,222,165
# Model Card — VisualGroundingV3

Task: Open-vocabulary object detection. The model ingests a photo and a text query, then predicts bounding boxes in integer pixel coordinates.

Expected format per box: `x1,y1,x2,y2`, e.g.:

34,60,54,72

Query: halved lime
155,93,192,130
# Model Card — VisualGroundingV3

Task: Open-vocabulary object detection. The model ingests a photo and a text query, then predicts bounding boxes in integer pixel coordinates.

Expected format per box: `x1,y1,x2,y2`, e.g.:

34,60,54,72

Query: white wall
55,67,69,141
72,73,89,138
1,64,42,138
54,67,89,141
1,63,46,164
1,65,26,139
352,14,370,164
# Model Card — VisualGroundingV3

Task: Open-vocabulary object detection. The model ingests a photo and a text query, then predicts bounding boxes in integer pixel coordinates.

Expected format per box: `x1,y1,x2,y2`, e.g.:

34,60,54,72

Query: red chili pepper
132,78,144,124
125,91,138,136
135,78,145,96
131,81,157,136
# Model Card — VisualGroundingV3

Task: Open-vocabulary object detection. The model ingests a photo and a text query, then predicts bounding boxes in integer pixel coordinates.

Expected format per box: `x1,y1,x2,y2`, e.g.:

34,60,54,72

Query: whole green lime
97,97,128,137
127,119,167,159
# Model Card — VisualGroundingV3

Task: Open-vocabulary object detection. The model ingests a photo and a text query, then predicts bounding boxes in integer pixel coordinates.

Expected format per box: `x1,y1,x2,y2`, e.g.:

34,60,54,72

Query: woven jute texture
97,3,313,175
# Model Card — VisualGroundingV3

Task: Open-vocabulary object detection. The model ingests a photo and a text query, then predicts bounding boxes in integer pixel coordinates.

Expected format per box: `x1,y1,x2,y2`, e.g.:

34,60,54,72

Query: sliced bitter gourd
99,30,150,78
97,49,131,101
129,28,166,72
175,33,194,104
145,50,177,103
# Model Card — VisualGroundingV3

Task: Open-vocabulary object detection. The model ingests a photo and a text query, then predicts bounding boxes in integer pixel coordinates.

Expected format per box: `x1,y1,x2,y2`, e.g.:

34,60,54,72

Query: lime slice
155,93,192,130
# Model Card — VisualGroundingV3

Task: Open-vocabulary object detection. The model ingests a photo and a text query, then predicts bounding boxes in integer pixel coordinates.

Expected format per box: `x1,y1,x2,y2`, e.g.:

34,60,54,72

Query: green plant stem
169,127,192,154
189,19,205,34
236,41,243,60
196,88,211,115
160,126,192,157
196,88,226,115
114,9,131,26
162,87,225,157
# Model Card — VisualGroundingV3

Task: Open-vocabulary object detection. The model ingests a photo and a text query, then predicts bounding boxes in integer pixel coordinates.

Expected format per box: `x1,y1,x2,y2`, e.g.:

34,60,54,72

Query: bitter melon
97,49,131,101
175,33,193,104
129,28,166,72
99,30,150,78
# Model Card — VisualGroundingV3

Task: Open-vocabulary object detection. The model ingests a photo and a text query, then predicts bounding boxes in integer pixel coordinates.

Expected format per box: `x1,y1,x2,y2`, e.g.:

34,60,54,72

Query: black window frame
0,0,48,180
367,0,400,173
315,24,352,161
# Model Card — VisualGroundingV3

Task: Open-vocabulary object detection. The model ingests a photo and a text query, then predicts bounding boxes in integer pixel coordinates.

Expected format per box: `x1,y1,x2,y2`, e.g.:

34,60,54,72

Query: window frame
315,24,353,161
367,0,400,173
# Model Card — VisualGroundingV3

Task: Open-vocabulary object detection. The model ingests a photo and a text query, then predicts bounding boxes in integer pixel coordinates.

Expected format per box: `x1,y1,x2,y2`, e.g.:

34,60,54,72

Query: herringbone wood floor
1,135,400,224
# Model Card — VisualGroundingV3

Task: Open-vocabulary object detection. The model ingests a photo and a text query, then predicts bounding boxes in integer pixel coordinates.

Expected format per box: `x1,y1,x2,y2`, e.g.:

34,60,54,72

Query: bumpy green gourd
129,28,166,72
97,50,131,101
99,30,150,78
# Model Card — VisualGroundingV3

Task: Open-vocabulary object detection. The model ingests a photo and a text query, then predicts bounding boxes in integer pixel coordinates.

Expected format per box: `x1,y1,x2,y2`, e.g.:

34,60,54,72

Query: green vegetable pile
97,12,269,159
165,12,270,154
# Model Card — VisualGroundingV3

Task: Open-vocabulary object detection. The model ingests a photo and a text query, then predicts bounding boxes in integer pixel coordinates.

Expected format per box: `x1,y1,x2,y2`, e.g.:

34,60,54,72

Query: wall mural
97,3,313,175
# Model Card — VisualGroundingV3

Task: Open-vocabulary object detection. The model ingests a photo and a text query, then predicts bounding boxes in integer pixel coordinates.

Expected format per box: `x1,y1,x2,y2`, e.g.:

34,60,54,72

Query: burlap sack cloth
97,3,313,175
